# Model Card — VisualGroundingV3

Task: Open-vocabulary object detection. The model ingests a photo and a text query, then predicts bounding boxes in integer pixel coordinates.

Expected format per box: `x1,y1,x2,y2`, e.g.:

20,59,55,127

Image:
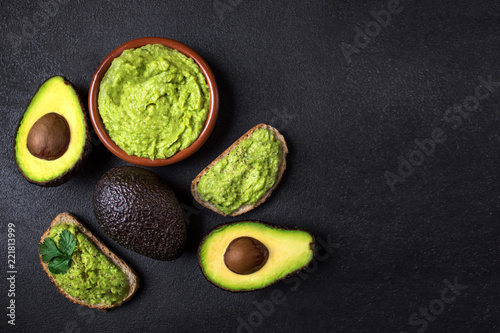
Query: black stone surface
1,1,500,332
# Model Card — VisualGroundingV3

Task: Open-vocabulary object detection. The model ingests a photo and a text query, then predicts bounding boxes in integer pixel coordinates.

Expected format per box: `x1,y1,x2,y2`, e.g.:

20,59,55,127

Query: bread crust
39,212,139,310
191,124,288,216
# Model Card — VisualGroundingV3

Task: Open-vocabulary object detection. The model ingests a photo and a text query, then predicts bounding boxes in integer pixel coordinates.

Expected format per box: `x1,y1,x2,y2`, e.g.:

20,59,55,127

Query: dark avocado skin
94,166,187,260
198,220,316,292
14,76,91,187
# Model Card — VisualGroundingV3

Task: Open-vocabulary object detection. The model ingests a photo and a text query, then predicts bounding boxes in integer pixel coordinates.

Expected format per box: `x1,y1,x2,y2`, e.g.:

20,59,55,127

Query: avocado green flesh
98,44,210,160
49,224,129,306
199,222,314,291
196,129,282,215
14,76,87,184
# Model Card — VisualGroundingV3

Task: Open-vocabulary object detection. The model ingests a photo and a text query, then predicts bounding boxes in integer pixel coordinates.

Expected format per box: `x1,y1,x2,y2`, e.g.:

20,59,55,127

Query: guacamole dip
98,43,210,160
196,129,282,215
49,224,129,306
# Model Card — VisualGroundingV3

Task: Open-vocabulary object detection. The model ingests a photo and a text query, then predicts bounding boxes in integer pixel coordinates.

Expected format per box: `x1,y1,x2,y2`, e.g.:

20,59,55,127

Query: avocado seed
224,237,269,275
27,113,70,160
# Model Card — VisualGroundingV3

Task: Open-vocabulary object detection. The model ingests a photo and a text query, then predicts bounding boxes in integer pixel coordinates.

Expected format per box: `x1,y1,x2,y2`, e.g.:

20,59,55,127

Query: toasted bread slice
39,212,139,310
191,124,288,216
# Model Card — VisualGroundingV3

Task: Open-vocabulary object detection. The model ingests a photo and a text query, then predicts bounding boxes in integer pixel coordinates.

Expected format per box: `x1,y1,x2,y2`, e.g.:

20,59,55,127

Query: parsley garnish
39,229,76,275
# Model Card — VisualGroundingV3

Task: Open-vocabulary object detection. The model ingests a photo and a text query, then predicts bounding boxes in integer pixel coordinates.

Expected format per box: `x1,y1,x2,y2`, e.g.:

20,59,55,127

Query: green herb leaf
48,257,71,275
38,230,76,275
39,238,63,263
58,230,76,259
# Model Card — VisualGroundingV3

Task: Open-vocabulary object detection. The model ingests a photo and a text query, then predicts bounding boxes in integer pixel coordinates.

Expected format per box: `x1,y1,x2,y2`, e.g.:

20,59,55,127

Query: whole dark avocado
93,166,186,260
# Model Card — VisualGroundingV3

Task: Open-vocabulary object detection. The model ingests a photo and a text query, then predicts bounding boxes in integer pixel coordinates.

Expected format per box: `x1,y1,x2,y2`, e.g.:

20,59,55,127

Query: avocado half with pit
14,76,90,186
198,221,315,291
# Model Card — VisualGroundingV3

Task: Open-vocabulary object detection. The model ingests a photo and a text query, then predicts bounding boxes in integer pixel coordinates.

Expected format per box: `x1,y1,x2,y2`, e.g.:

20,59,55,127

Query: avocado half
14,76,90,186
198,221,315,292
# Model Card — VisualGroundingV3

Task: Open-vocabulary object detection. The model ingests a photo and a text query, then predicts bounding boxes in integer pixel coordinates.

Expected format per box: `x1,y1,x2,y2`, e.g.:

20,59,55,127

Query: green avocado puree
49,224,129,306
98,43,210,160
196,128,282,215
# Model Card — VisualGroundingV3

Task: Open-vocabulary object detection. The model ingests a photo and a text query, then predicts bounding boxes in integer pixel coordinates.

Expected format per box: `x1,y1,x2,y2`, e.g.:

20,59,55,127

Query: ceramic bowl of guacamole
89,37,219,166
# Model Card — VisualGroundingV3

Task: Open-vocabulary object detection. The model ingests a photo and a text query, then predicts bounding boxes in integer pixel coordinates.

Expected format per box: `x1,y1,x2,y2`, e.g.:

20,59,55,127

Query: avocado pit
27,112,71,160
224,236,269,275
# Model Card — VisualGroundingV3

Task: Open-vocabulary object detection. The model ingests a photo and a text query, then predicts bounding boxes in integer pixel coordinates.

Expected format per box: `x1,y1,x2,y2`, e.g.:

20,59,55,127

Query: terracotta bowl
88,37,219,166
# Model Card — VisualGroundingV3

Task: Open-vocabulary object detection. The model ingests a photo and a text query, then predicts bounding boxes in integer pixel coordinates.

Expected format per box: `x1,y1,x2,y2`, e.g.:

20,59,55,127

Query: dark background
1,0,500,332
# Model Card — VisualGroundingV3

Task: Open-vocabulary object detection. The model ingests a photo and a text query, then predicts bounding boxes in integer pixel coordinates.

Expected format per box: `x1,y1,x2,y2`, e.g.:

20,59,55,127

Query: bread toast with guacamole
191,124,288,216
39,212,139,310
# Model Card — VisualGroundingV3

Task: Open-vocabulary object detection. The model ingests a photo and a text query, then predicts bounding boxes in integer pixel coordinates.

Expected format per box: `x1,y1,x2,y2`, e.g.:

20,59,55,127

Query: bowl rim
88,37,219,166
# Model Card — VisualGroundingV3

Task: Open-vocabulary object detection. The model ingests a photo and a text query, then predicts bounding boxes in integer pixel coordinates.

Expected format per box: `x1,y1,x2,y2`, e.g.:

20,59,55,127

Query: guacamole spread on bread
98,44,210,160
196,129,282,215
48,224,129,306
